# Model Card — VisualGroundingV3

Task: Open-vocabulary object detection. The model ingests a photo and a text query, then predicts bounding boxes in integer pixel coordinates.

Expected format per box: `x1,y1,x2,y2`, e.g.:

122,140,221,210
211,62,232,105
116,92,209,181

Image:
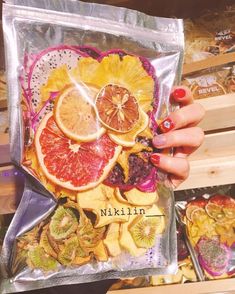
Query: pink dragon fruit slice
196,237,231,277
28,45,86,113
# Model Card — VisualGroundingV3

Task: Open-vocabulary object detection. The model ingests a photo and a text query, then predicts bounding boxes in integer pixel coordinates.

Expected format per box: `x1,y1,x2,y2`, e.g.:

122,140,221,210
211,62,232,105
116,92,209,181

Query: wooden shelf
177,130,235,190
108,278,235,294
197,93,235,132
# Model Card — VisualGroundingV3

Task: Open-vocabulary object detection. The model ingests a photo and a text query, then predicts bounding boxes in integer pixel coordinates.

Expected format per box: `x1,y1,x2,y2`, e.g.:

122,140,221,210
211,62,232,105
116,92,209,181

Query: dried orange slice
108,109,149,147
54,84,105,142
95,84,139,133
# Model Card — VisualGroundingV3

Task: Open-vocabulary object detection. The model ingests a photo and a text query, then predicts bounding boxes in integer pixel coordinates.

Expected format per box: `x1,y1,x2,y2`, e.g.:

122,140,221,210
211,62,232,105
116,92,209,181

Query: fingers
158,103,205,133
150,153,190,180
153,127,204,149
171,85,193,106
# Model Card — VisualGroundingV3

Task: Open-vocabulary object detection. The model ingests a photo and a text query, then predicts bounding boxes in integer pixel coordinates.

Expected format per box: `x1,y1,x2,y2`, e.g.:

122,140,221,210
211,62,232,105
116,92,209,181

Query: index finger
171,85,193,106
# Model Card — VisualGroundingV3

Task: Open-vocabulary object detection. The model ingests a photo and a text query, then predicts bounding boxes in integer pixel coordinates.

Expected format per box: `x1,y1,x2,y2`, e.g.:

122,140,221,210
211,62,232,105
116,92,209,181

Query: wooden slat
0,133,10,165
183,52,235,75
197,93,235,132
108,278,235,294
0,165,24,214
176,154,235,191
190,130,235,160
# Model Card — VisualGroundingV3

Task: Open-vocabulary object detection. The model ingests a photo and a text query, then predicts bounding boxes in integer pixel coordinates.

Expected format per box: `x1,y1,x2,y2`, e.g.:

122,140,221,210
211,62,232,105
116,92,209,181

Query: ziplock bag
176,185,235,280
1,0,184,292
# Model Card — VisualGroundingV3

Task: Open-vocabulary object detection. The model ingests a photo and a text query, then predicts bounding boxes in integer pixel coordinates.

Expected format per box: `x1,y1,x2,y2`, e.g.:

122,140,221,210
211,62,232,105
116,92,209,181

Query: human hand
150,86,205,188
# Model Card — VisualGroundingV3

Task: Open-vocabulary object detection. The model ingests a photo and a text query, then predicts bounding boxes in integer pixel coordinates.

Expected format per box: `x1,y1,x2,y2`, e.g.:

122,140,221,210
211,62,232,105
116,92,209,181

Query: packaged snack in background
184,5,235,64
1,0,184,292
176,185,235,280
225,65,235,93
151,224,198,286
182,63,235,99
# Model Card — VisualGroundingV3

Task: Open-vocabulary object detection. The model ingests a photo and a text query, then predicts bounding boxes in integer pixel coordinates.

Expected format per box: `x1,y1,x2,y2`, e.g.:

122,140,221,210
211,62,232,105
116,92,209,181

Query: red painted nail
158,117,175,133
172,88,186,99
151,154,160,166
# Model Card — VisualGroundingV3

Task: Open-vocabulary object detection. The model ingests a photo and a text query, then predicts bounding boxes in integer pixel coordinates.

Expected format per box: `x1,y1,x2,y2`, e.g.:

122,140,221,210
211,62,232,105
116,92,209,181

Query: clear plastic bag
1,0,184,292
175,184,235,280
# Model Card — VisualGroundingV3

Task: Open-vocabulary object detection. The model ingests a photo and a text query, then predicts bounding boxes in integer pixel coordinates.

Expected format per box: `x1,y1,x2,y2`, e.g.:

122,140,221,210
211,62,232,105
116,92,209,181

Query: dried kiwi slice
49,206,78,240
129,216,158,249
58,235,87,266
27,246,58,271
40,227,57,259
77,209,105,248
129,205,165,249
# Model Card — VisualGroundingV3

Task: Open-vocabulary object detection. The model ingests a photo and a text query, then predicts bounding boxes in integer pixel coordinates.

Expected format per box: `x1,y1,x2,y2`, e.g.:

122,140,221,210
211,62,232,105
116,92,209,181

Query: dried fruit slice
196,237,231,276
209,194,235,208
103,223,121,257
35,113,122,191
77,208,105,248
96,84,139,133
205,203,225,221
223,207,235,219
58,235,87,266
215,222,235,246
25,46,84,113
108,109,149,147
92,241,109,262
128,205,165,249
186,205,200,222
54,85,105,142
39,226,58,259
190,208,208,226
27,246,58,271
120,215,147,257
181,261,197,281
77,184,129,227
49,206,78,240
117,188,158,206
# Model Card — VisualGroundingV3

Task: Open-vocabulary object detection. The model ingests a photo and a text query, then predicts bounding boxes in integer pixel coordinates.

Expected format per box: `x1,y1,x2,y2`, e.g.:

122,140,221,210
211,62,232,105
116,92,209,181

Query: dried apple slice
93,241,108,262
103,223,121,257
117,188,158,206
77,184,129,228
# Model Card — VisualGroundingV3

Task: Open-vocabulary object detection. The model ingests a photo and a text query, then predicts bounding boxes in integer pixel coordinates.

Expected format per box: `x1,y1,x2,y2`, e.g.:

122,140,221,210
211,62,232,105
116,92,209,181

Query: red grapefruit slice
35,113,122,191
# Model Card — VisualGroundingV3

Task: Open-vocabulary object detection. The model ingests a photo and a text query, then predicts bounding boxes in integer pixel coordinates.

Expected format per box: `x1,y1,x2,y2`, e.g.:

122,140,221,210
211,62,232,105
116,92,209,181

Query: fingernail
150,154,160,166
158,117,175,133
153,134,166,147
172,88,186,100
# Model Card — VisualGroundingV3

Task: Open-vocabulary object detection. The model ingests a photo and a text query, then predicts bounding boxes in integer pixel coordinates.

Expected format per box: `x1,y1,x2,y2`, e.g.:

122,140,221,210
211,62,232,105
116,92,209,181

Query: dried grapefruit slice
35,113,122,191
54,85,105,142
95,84,139,133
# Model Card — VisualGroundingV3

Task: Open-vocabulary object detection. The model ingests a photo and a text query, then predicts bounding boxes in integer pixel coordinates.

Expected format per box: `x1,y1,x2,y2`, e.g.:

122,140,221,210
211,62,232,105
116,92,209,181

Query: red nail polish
151,154,160,165
172,88,186,99
158,117,175,133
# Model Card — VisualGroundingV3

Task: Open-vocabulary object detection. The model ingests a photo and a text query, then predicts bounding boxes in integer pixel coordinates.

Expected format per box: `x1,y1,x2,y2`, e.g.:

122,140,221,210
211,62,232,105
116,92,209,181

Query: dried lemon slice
54,84,105,142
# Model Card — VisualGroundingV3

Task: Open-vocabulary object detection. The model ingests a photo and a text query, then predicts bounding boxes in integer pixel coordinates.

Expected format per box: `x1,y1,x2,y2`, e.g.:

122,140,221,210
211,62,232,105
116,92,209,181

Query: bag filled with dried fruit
175,185,235,280
1,0,184,292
